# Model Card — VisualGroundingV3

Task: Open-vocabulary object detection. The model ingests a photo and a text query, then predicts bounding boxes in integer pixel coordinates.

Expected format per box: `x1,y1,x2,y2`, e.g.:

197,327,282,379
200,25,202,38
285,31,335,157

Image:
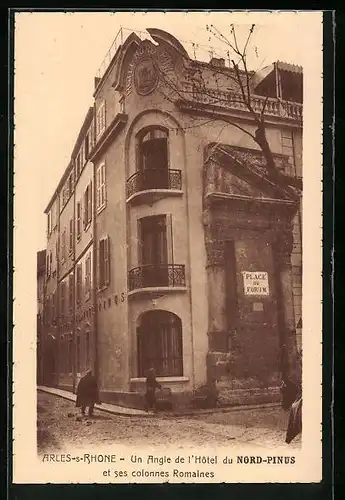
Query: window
137,310,183,377
85,133,89,160
137,128,169,189
54,202,59,229
68,274,74,312
60,281,66,318
69,219,74,254
85,253,91,299
76,154,81,179
68,173,73,197
76,201,81,240
83,182,92,229
61,230,66,262
49,251,53,275
76,264,82,304
47,211,52,236
96,163,106,211
138,215,173,287
80,143,85,169
96,101,106,138
99,236,110,289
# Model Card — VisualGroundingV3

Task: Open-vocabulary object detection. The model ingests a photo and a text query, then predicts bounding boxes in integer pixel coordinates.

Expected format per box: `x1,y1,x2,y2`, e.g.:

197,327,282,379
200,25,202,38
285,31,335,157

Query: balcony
177,85,303,123
126,169,183,205
128,264,187,298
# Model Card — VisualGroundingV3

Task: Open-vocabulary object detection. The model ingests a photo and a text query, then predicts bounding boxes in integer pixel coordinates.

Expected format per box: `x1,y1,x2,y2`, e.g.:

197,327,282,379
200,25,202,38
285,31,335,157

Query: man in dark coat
76,369,100,418
145,368,162,412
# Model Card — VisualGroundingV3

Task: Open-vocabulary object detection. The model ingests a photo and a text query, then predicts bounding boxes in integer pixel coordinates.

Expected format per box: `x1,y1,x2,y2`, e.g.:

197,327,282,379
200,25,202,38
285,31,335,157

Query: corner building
41,29,303,408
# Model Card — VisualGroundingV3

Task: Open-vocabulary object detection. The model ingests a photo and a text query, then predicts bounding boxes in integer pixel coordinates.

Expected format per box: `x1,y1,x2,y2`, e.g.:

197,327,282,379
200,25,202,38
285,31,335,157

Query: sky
14,11,323,252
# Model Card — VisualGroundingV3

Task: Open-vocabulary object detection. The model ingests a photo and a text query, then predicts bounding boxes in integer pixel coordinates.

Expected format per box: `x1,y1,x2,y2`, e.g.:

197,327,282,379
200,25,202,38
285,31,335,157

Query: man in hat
76,369,100,418
145,368,162,413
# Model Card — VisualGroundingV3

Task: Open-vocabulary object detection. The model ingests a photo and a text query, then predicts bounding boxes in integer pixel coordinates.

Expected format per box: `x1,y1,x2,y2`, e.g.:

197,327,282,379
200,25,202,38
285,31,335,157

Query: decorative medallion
133,58,159,96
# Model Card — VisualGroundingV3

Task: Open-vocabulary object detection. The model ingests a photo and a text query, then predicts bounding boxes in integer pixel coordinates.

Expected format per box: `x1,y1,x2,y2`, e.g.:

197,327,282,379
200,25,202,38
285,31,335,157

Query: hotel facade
38,28,303,408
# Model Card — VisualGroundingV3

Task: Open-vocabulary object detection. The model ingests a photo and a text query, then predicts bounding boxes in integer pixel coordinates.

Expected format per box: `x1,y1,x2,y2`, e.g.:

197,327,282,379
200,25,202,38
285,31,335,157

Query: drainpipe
92,112,99,387
72,172,77,393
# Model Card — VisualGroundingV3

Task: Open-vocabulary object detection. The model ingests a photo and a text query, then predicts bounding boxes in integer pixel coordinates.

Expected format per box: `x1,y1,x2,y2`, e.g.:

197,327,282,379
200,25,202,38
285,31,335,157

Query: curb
38,386,281,419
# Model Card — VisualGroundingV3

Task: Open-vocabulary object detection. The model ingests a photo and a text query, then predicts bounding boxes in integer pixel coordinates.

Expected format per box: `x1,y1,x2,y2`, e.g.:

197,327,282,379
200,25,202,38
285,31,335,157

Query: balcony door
138,128,169,189
139,215,168,287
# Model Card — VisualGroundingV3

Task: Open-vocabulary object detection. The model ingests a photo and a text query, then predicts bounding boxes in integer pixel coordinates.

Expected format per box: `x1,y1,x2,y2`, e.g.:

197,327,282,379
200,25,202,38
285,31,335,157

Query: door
139,131,169,189
140,215,168,286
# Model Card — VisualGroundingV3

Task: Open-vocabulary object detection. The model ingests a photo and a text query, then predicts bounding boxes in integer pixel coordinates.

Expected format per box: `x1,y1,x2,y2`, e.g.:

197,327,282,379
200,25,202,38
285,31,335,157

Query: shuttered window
96,101,106,138
76,264,82,304
99,236,110,289
96,163,106,212
69,219,74,254
85,253,92,299
76,201,81,240
83,182,92,229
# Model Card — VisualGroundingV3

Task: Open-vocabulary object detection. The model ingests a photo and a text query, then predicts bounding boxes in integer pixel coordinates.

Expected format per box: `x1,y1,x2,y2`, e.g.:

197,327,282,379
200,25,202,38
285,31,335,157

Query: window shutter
96,168,100,208
83,189,87,228
102,164,106,206
166,214,173,264
87,181,92,223
104,236,110,285
99,239,105,288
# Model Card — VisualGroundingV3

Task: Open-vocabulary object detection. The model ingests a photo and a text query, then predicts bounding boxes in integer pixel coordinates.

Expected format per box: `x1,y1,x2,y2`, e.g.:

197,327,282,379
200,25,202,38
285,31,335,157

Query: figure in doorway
145,368,162,413
76,369,100,418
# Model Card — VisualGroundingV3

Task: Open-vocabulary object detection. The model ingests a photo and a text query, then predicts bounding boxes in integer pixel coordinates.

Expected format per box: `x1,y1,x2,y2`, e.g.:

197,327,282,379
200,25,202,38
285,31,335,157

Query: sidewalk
38,385,280,418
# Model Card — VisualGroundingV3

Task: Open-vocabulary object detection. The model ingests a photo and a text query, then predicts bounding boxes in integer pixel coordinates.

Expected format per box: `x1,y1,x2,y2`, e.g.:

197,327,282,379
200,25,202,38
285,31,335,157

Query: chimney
210,57,225,68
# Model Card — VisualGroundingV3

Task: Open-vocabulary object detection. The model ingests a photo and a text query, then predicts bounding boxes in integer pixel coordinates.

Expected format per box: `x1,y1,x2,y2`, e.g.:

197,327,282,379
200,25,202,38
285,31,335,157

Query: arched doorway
137,310,183,377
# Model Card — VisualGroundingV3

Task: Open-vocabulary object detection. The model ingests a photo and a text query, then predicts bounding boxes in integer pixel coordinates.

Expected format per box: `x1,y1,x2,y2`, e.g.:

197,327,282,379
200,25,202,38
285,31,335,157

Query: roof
252,60,303,91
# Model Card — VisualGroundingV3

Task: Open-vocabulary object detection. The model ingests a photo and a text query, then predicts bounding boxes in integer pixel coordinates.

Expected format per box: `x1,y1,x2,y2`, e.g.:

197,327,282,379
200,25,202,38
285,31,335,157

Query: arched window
137,310,183,377
137,128,169,189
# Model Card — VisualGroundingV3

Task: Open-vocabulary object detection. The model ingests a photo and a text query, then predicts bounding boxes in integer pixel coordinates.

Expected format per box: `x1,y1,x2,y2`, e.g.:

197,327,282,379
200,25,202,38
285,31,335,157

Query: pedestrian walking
76,369,100,418
145,368,162,413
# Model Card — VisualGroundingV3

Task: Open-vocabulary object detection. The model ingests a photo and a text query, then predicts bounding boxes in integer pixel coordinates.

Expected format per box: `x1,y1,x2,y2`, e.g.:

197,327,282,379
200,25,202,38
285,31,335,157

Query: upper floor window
85,253,92,300
96,101,106,138
85,133,90,160
76,264,82,304
83,182,92,229
76,201,82,240
61,229,66,263
80,143,85,169
137,128,169,190
47,211,52,237
99,236,110,289
138,128,168,172
69,218,74,254
96,163,106,212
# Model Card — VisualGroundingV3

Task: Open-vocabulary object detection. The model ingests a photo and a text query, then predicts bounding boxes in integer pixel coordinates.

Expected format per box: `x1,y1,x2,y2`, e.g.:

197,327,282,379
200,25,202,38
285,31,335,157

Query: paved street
37,391,301,453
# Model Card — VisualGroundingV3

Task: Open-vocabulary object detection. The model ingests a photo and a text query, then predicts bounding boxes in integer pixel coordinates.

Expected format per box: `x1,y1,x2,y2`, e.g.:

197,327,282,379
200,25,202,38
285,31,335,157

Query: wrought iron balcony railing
126,169,182,199
128,264,186,291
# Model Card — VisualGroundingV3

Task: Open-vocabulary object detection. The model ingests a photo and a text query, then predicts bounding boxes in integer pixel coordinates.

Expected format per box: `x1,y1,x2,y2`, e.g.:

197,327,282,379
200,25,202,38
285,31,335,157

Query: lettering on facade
242,271,269,296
